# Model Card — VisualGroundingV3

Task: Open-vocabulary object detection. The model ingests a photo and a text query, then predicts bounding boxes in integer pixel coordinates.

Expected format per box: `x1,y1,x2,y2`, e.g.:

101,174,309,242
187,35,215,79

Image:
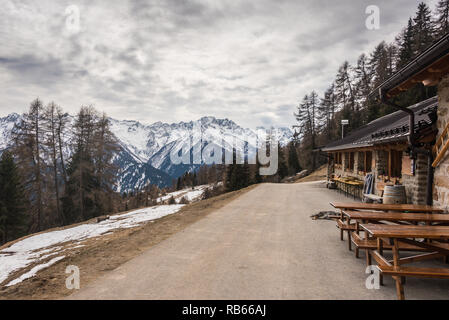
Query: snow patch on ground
6,256,66,287
0,205,184,286
156,184,212,204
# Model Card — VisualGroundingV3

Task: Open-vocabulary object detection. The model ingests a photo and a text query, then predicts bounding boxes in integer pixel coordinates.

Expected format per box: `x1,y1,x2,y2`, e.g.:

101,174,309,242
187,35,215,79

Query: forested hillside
294,1,449,170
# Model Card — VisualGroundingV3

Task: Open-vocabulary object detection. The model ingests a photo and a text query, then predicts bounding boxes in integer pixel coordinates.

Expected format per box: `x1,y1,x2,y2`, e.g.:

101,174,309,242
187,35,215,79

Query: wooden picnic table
331,202,444,251
361,223,449,300
342,210,449,260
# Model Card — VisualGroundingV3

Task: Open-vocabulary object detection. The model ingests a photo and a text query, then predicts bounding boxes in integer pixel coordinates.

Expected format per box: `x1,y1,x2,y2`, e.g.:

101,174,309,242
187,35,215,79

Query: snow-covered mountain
109,116,293,177
0,114,293,191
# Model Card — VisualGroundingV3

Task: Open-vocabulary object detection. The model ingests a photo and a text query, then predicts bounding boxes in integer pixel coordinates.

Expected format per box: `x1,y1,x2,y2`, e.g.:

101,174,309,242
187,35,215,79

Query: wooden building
324,33,449,210
323,97,438,204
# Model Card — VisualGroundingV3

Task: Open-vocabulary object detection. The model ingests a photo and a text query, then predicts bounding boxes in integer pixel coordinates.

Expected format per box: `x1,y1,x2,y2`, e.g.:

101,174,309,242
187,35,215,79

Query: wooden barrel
383,185,406,204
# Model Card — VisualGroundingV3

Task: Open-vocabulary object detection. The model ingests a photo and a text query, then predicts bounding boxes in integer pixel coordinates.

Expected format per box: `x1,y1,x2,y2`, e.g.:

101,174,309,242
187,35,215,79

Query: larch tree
44,102,65,225
11,99,45,232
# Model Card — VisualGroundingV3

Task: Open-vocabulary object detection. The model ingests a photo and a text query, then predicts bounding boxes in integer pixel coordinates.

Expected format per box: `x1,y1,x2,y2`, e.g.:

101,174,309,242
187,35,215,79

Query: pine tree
92,113,119,215
225,149,237,191
412,2,435,55
287,142,301,176
369,42,395,88
254,158,262,184
295,93,319,170
396,18,415,69
62,106,98,222
277,143,288,180
0,151,27,244
242,162,250,188
318,85,337,141
436,0,449,36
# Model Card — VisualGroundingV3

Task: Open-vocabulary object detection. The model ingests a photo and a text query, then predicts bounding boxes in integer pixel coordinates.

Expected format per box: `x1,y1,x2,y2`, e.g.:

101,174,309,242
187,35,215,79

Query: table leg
355,221,360,258
392,238,405,300
365,226,371,266
348,230,352,251
377,238,384,286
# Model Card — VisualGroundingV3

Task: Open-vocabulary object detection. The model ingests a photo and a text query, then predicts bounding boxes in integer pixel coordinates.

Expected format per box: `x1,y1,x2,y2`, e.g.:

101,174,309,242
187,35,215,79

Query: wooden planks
361,224,449,240
378,265,449,279
351,233,428,251
433,120,449,168
343,210,449,223
330,202,444,213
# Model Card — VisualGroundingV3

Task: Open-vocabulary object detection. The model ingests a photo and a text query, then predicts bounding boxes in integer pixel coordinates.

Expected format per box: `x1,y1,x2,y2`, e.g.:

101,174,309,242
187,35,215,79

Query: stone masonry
434,74,449,211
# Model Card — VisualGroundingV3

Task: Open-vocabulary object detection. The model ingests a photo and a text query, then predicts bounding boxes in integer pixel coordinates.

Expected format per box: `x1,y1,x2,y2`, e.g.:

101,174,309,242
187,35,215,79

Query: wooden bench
337,219,357,250
351,233,429,255
361,223,449,300
378,265,449,279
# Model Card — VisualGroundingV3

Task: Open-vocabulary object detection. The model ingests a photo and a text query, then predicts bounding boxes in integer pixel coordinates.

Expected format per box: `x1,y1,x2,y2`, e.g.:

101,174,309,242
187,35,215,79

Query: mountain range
0,114,293,192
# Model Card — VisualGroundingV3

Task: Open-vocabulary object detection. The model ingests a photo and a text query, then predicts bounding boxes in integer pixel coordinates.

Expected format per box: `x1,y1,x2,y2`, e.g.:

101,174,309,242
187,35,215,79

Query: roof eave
369,33,449,99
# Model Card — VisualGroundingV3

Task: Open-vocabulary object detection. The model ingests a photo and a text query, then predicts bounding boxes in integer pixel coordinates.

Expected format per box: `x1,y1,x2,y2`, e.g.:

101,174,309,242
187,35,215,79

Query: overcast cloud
0,0,439,128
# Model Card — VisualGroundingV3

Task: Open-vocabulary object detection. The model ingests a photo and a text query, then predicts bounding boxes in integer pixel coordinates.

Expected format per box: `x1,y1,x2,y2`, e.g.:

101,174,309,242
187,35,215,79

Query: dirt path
68,181,449,300
0,186,256,300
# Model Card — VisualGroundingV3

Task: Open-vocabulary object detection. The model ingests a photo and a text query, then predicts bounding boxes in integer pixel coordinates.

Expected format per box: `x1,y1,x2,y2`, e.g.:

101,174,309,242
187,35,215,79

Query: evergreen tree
277,144,288,180
62,106,98,223
287,142,301,176
436,0,449,35
318,85,337,141
254,158,262,184
396,18,415,69
295,93,319,170
0,151,27,244
242,162,250,188
225,149,237,191
412,2,435,54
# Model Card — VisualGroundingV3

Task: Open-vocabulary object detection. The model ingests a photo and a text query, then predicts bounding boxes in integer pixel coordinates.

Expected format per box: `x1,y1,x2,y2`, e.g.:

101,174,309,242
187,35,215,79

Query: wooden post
392,238,405,300
377,238,384,286
388,150,391,179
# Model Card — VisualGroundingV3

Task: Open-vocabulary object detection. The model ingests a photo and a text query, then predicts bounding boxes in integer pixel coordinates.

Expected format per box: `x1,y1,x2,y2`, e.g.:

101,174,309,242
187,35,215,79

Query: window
345,152,354,172
335,152,342,165
365,151,372,172
358,152,365,173
389,150,402,178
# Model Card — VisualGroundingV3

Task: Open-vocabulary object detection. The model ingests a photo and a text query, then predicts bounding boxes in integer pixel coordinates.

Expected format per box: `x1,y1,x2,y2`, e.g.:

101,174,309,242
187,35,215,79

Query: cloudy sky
0,0,439,129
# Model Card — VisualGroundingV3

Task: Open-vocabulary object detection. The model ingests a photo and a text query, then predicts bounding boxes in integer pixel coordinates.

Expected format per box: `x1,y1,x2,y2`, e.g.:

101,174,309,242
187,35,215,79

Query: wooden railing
433,121,449,168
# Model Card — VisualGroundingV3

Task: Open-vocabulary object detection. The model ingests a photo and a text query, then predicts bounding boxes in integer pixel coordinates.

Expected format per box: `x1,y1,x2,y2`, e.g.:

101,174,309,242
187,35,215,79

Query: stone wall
402,153,428,205
376,150,388,177
434,74,449,211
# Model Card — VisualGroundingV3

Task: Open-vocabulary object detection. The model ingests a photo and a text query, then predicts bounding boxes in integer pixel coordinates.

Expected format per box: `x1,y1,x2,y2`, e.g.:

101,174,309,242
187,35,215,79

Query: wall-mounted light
341,120,349,139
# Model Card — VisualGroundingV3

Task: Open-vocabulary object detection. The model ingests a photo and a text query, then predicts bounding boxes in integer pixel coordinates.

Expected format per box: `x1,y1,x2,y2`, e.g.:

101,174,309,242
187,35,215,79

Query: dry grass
296,165,328,183
0,184,257,300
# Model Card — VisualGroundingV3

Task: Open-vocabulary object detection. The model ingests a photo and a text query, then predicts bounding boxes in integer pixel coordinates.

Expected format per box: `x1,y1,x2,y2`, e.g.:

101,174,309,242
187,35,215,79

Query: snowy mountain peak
0,113,294,190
